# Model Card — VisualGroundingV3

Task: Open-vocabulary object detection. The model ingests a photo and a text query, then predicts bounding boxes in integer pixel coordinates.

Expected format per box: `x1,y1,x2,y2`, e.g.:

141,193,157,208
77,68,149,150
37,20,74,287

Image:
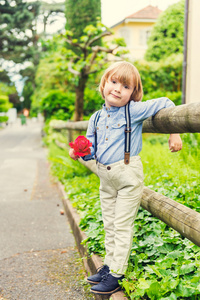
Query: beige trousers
97,156,144,275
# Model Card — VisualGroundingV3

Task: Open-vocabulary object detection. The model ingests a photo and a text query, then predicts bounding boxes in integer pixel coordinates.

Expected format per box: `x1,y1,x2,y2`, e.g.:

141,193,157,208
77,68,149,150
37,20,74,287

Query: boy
69,61,182,295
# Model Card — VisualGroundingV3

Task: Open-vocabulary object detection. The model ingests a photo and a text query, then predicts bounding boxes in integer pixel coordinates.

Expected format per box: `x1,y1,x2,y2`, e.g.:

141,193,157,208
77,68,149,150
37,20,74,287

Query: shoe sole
90,286,121,295
87,279,99,285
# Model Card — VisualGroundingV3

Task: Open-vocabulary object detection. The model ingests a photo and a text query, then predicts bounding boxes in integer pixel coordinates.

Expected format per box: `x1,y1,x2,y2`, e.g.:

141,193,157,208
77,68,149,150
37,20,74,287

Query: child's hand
69,148,80,160
168,134,182,152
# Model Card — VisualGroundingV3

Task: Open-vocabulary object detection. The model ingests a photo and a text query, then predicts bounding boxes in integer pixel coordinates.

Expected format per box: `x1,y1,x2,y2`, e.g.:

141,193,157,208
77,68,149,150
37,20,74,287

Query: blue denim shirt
83,97,175,165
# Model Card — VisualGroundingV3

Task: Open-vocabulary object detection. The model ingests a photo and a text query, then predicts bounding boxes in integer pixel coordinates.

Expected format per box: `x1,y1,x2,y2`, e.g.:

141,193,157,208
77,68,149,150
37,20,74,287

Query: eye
124,85,129,89
112,80,117,84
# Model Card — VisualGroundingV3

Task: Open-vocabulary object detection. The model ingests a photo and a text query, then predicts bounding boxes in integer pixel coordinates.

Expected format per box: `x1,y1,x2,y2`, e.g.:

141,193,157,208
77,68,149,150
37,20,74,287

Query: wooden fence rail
51,102,200,133
50,102,200,247
79,159,200,247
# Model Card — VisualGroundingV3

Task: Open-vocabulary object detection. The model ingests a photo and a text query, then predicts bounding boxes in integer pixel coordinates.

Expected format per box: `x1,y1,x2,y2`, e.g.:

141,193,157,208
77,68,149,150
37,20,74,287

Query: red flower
69,135,92,157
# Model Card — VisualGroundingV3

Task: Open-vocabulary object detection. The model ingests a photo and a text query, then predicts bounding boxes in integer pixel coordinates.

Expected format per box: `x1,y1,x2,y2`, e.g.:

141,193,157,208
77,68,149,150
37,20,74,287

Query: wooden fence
51,102,200,247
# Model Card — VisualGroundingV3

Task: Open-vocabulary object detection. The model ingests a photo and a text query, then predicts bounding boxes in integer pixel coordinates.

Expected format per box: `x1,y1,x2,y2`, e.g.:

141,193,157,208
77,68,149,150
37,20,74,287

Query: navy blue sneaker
90,273,124,295
87,265,110,285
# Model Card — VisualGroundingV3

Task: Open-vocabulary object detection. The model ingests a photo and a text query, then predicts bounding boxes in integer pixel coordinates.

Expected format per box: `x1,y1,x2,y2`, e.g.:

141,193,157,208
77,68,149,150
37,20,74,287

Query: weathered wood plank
142,102,200,133
141,187,200,247
50,102,200,133
52,120,88,131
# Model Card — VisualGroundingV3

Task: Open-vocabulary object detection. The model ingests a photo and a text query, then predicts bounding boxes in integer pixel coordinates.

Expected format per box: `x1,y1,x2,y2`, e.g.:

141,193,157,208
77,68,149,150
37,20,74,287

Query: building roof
126,5,162,20
111,5,162,28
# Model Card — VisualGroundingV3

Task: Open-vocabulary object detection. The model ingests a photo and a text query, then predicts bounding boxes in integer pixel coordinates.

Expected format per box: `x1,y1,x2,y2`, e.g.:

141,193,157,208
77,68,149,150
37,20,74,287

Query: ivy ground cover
47,133,200,300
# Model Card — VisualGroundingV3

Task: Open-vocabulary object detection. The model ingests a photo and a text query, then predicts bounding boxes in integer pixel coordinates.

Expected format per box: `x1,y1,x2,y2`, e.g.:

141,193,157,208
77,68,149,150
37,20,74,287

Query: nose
114,83,122,93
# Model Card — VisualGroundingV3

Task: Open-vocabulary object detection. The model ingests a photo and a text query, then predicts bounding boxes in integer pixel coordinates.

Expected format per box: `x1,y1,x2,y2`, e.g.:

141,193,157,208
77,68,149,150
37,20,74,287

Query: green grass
140,133,200,212
47,132,200,300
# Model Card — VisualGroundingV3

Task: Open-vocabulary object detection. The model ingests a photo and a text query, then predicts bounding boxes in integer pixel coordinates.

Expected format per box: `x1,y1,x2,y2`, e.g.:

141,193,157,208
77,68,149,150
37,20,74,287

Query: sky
101,0,180,27
42,0,181,33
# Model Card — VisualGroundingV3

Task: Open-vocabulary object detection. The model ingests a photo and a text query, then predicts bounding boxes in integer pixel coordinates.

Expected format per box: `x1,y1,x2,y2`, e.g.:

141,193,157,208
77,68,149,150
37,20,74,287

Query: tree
145,0,185,61
0,0,66,111
39,1,65,36
0,0,41,64
65,22,127,121
65,0,101,40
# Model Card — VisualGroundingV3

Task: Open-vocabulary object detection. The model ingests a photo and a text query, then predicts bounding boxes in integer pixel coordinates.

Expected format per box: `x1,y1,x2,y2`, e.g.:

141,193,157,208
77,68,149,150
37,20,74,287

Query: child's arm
69,148,80,160
168,134,182,152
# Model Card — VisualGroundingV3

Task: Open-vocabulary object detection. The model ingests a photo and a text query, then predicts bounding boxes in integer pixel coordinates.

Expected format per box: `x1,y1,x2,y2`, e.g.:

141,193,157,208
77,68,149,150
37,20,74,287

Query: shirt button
108,115,110,117
107,166,111,170
105,138,108,141
106,126,109,129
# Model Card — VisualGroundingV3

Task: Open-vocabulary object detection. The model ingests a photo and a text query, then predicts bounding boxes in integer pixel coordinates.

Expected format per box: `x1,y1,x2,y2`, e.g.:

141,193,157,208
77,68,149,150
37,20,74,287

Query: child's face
103,75,134,108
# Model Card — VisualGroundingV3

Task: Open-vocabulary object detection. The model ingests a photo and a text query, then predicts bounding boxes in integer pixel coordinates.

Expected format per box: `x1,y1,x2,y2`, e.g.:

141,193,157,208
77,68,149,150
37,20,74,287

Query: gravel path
0,247,94,300
0,121,94,300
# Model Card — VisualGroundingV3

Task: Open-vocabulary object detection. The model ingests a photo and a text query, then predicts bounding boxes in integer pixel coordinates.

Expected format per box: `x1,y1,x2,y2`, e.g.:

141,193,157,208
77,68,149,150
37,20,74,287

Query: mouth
110,93,121,99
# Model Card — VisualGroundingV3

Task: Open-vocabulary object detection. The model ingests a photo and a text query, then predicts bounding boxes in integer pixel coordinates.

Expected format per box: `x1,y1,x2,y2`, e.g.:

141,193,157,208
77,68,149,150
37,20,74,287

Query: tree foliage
145,0,185,61
0,0,41,64
0,0,66,111
65,0,101,40
31,36,70,116
64,22,127,121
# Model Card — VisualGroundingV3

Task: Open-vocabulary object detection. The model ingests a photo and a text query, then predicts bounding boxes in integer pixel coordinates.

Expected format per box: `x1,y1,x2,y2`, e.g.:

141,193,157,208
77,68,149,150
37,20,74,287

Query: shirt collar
102,104,119,112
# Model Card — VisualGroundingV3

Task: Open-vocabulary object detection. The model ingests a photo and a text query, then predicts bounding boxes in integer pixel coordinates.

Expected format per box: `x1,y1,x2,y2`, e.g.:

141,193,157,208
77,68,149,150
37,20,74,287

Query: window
119,27,131,47
139,29,151,46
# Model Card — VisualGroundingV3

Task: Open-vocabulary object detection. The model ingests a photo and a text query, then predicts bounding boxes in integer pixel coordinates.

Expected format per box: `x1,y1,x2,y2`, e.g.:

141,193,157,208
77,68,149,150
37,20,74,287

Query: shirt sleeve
131,97,175,122
82,113,96,161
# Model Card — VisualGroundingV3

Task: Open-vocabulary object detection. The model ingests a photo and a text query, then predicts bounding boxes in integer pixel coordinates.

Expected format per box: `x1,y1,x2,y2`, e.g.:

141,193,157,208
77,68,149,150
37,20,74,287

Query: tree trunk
74,76,87,121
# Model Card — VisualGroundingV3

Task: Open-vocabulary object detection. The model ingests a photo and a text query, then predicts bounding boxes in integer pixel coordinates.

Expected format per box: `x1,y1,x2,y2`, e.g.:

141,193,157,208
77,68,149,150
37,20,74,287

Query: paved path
0,120,94,300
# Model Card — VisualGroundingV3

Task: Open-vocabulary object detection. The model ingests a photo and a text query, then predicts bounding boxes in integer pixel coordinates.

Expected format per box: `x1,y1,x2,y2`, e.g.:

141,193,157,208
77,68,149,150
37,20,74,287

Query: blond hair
99,61,143,102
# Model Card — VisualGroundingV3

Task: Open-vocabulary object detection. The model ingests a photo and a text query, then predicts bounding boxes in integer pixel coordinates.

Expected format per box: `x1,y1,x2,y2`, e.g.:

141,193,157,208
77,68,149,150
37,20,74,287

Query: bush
143,90,182,106
83,87,104,117
0,94,12,112
134,53,183,96
0,115,8,123
41,90,75,120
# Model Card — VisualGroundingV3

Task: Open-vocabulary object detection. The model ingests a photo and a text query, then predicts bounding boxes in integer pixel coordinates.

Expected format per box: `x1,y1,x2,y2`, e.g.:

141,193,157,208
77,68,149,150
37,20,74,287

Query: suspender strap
94,105,131,164
124,102,131,165
94,110,102,159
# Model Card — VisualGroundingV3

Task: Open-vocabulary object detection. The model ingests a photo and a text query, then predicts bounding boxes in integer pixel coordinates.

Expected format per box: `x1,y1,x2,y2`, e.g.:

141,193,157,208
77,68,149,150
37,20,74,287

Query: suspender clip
124,152,130,165
125,127,131,133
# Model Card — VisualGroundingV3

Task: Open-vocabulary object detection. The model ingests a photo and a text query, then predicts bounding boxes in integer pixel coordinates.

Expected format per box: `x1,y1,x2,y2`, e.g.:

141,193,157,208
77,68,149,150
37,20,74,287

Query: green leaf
180,263,196,275
160,292,177,300
167,250,183,259
137,278,150,290
157,243,174,253
147,282,161,299
176,282,194,297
